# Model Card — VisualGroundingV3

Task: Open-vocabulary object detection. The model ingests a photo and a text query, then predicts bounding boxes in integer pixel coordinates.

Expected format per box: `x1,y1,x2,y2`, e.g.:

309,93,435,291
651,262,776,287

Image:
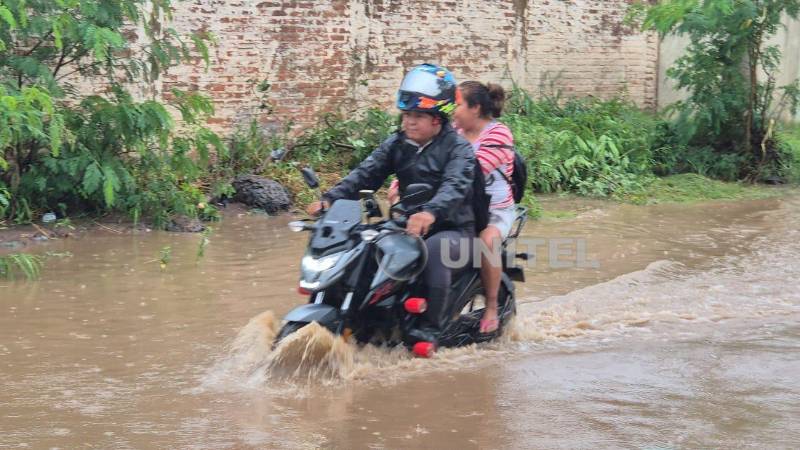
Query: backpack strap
481,144,515,149
480,143,515,185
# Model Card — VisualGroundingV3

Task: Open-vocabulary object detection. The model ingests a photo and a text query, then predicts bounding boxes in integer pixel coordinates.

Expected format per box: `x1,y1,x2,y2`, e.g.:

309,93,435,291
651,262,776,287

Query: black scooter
275,168,528,357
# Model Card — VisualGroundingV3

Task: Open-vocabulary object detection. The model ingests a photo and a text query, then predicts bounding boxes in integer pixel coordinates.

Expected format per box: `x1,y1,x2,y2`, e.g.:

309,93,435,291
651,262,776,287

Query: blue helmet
396,64,458,118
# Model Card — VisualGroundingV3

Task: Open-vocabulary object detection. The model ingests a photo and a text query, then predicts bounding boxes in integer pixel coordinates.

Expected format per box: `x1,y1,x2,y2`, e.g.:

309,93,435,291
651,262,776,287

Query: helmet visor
399,69,447,98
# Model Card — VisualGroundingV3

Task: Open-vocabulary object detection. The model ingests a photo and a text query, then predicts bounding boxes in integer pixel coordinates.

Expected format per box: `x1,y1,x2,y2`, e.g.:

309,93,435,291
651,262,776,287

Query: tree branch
24,31,54,57
55,58,105,81
51,43,78,79
23,139,40,169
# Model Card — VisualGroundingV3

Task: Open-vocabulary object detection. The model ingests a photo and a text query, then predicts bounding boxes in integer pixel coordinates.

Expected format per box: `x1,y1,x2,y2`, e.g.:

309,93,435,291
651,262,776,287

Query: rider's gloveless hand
387,179,400,205
406,211,436,236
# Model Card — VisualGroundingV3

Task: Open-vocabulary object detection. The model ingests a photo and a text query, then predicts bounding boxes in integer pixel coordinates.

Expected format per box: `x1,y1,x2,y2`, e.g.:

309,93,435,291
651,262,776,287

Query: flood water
1,195,799,449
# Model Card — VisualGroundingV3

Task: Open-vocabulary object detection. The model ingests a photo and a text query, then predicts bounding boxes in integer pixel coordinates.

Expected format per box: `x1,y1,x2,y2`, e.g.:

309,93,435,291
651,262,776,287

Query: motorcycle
275,167,528,357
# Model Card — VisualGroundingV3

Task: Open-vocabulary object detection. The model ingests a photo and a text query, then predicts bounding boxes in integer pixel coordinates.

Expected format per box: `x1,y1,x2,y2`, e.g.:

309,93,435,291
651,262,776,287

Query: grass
620,173,784,205
0,253,44,280
777,123,800,184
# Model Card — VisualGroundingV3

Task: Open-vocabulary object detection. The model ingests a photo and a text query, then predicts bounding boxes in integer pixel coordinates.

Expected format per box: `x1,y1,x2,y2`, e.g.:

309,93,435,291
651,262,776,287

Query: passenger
453,81,515,334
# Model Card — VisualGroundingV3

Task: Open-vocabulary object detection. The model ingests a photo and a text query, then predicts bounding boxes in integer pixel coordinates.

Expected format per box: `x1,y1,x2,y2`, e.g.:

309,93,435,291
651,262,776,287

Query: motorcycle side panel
283,304,340,327
373,233,425,283
310,200,361,256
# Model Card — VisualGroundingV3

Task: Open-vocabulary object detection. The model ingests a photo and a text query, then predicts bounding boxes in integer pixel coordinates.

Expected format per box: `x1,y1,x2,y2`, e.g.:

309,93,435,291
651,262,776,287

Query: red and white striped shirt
470,122,515,209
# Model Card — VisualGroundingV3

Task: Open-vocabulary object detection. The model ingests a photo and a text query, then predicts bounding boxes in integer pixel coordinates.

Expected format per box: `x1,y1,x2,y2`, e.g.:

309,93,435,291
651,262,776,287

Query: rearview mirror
399,183,434,207
301,167,320,189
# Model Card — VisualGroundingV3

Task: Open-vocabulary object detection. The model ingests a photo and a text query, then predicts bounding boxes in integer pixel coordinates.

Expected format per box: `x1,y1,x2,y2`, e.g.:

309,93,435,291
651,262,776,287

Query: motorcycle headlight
288,221,308,232
299,280,321,291
301,253,340,272
360,229,380,242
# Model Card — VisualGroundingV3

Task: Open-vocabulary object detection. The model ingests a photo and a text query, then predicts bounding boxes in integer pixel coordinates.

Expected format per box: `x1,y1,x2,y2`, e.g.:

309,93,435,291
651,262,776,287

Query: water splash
207,231,800,391
267,322,356,382
205,310,512,391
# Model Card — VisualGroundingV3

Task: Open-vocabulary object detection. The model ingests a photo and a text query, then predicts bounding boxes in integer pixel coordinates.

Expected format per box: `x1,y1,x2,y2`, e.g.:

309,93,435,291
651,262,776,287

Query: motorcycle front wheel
271,321,308,349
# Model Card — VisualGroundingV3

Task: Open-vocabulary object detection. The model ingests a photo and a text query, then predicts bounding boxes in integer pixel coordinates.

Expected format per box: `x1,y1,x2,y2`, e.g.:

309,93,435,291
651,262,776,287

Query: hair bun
487,83,506,101
486,83,506,118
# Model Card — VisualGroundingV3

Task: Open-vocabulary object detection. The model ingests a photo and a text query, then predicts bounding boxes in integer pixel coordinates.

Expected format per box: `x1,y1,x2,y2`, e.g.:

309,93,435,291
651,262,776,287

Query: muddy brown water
1,196,799,449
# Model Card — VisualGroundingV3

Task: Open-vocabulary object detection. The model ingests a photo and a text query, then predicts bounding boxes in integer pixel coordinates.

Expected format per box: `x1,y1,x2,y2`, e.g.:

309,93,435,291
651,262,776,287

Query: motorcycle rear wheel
438,281,515,347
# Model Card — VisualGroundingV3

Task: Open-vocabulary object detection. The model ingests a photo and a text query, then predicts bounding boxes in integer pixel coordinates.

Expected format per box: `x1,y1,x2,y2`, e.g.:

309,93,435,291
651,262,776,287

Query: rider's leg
422,229,473,331
479,225,503,333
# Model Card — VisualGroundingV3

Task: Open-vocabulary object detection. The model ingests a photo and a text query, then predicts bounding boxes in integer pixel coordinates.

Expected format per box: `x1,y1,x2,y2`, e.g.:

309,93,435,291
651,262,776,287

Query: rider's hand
387,179,400,205
306,200,330,217
406,211,436,237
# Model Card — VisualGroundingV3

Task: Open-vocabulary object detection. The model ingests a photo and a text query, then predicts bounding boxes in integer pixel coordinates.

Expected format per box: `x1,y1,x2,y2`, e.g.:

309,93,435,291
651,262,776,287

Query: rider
306,64,476,339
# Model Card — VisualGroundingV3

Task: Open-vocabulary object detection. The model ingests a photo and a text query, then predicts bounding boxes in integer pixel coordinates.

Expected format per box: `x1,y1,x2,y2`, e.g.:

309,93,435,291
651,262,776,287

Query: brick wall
153,0,658,133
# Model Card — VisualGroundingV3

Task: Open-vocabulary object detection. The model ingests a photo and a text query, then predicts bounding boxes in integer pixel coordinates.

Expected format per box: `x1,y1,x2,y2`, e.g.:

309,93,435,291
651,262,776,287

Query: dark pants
422,229,474,330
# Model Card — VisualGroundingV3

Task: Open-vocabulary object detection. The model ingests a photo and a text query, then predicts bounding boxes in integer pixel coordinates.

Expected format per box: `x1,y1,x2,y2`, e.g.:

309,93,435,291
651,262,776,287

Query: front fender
283,304,340,329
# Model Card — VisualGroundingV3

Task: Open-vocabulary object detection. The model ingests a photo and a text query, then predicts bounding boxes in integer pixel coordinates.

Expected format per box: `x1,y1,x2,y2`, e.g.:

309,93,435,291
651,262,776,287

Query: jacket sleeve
322,135,396,202
421,140,475,222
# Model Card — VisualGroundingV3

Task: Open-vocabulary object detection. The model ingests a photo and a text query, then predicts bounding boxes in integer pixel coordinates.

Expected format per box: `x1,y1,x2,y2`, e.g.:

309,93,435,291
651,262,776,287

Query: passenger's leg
478,225,503,333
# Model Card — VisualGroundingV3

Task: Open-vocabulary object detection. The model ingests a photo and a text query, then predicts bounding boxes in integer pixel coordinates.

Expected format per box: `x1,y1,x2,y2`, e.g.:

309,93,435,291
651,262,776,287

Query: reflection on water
1,196,799,448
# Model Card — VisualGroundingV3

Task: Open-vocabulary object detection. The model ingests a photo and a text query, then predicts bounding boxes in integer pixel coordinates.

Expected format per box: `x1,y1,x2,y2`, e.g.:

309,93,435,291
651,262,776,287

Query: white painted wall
658,15,800,122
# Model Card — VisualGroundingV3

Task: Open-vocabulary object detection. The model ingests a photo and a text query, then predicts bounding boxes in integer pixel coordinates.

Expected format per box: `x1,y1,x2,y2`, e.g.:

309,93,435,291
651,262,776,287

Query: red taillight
404,297,428,314
412,341,436,358
298,286,312,296
368,281,395,305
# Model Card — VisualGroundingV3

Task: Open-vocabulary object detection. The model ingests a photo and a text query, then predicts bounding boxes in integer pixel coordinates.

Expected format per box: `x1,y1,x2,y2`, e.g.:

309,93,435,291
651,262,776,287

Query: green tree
0,0,221,224
630,0,800,180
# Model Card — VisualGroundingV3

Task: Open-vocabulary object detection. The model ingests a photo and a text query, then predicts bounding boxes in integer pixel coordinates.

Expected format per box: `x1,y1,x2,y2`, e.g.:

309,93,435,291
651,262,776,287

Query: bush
651,121,748,181
291,109,398,171
203,120,286,206
630,0,800,181
0,0,218,226
777,124,800,183
503,88,661,196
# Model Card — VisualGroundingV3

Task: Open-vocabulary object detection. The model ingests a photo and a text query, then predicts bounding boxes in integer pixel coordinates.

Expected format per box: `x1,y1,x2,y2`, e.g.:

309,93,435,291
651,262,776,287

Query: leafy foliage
504,88,661,196
244,91,664,205
776,123,800,182
0,252,43,280
630,0,800,181
0,0,218,226
212,110,397,207
291,109,398,171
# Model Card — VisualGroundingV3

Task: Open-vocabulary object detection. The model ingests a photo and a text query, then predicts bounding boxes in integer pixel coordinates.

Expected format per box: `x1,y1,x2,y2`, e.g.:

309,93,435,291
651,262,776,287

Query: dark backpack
483,144,528,203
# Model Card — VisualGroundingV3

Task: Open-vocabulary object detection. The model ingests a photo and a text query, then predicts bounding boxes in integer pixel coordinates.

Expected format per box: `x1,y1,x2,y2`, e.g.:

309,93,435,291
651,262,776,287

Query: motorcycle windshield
311,199,361,256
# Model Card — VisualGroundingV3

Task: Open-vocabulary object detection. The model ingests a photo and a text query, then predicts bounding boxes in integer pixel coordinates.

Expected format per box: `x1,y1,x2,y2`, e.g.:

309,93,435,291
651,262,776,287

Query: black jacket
323,123,476,233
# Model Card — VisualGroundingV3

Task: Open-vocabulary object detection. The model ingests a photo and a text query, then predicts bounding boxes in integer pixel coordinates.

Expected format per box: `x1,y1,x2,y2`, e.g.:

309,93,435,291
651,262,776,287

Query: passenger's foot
479,306,499,334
